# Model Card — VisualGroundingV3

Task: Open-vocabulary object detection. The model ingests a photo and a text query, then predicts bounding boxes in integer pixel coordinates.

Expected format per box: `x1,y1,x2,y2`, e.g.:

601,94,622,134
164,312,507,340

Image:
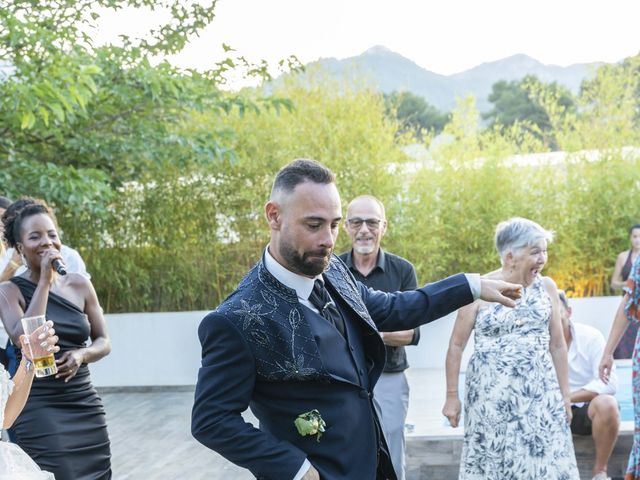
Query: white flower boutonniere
294,409,326,442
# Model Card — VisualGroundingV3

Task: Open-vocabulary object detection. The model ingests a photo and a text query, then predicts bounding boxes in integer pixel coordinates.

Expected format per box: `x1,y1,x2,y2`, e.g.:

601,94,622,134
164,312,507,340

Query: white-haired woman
442,217,579,479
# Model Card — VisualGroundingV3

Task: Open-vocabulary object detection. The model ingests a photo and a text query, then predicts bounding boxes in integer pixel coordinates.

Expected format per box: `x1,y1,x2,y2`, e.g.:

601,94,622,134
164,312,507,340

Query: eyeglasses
346,218,383,230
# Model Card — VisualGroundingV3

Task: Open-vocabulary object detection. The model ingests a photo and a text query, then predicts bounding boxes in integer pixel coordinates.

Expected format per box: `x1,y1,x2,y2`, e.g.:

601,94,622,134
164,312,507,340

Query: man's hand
302,465,320,480
479,278,522,308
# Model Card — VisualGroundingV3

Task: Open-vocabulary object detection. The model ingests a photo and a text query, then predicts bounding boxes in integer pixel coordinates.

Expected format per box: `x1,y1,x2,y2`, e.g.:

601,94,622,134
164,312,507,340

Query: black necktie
308,279,346,338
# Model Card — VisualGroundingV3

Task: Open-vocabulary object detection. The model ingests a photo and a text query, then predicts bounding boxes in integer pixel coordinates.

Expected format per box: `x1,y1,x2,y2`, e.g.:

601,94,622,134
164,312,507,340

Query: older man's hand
479,278,522,308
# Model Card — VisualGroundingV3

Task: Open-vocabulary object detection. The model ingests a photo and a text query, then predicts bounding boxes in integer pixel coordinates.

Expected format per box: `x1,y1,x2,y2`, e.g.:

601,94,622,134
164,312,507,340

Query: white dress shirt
263,247,318,480
568,321,617,407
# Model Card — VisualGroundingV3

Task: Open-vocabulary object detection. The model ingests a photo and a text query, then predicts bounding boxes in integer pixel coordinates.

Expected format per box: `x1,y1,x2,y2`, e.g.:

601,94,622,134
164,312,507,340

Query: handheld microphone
52,258,67,276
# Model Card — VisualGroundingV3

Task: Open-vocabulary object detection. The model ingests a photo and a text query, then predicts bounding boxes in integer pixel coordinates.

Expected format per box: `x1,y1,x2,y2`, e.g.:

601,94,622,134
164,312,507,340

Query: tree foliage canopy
384,91,449,138
483,75,575,149
0,0,295,243
2,2,639,311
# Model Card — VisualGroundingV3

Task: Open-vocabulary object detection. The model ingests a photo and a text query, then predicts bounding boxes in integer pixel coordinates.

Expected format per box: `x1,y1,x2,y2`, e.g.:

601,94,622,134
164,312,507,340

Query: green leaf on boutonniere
294,409,326,442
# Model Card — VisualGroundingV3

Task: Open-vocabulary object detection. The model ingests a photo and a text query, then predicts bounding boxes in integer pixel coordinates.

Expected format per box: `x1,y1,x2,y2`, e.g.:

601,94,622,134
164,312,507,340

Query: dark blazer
191,254,473,480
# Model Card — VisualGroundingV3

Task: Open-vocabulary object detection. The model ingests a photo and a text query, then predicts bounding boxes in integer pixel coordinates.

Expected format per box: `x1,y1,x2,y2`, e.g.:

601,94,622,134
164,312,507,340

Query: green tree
483,75,575,149
535,55,640,151
0,0,293,245
384,91,449,138
90,74,412,311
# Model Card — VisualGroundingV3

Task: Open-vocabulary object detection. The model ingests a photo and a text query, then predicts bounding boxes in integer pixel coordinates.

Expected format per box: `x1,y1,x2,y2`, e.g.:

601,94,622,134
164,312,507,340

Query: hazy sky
95,0,640,75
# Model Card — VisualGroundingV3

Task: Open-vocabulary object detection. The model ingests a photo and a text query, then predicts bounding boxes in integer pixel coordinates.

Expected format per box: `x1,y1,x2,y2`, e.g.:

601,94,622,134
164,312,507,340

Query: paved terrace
102,369,631,480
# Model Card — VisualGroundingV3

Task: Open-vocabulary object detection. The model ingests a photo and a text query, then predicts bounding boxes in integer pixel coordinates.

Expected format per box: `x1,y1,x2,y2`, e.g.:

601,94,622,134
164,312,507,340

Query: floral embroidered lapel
215,255,377,383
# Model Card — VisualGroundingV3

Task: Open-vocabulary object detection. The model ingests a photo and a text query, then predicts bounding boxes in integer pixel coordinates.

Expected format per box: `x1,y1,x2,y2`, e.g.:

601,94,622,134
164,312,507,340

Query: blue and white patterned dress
623,254,640,480
460,276,579,479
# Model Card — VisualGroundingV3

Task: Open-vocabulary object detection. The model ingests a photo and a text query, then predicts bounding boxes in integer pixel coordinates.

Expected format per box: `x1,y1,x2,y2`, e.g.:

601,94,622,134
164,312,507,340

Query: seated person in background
560,290,620,480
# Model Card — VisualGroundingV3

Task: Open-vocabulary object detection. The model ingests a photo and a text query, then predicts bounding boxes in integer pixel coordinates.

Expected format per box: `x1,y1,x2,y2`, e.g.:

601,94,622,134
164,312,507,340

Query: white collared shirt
568,321,617,407
264,247,324,314
263,247,319,480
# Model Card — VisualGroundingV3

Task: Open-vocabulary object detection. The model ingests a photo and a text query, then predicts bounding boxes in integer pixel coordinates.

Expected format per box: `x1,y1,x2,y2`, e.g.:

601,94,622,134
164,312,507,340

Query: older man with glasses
339,195,419,480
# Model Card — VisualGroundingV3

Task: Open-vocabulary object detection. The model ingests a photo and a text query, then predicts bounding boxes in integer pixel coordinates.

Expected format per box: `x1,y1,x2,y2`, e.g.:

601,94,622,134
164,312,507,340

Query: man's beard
354,244,375,255
353,236,376,255
279,239,331,277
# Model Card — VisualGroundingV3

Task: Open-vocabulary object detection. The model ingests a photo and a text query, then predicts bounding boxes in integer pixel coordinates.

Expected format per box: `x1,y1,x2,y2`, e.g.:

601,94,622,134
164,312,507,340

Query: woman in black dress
0,200,112,479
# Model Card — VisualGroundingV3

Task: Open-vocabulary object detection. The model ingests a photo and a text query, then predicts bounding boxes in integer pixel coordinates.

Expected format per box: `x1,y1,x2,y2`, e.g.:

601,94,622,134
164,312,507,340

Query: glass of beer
21,315,58,377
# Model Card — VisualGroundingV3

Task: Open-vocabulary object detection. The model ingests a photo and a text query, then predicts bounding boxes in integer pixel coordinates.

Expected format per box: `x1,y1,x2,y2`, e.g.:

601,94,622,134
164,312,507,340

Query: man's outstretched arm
362,273,520,332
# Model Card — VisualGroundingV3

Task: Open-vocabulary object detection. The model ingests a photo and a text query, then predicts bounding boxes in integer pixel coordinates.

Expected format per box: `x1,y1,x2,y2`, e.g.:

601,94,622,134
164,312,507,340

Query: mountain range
303,46,603,112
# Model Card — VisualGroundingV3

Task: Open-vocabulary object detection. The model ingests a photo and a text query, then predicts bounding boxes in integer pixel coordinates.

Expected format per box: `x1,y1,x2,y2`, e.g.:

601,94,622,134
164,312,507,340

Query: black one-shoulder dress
10,277,112,480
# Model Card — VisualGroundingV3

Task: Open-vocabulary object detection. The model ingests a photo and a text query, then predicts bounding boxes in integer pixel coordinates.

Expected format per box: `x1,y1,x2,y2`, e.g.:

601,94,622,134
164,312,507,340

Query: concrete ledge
405,432,633,480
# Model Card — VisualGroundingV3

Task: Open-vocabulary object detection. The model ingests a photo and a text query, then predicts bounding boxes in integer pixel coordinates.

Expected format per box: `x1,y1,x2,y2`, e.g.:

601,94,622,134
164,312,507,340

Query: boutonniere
294,409,326,442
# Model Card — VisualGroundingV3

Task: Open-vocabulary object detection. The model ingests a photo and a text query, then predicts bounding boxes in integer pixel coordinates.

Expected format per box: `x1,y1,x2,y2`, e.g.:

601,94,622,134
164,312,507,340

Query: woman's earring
21,253,29,269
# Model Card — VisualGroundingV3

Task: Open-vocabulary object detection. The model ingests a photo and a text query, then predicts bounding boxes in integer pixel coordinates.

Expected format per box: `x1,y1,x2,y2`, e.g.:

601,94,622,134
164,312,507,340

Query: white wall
90,311,208,387
91,296,625,387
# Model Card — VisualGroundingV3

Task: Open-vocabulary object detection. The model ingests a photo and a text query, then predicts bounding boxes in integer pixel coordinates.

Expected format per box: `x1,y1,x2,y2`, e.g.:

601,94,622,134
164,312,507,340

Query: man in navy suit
191,159,521,480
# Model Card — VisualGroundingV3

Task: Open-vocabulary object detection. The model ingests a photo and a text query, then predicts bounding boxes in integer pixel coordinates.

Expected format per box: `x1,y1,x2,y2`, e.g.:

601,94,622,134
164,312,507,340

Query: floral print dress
624,255,640,480
460,276,579,479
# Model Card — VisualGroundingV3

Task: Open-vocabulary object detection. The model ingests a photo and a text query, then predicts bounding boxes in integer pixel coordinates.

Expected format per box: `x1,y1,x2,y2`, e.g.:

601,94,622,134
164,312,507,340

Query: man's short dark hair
0,196,11,209
630,224,640,235
271,159,335,199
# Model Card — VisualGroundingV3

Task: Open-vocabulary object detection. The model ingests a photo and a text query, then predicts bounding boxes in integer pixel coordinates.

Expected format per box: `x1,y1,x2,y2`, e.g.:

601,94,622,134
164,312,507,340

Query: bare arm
380,330,415,347
3,327,59,428
56,276,110,382
0,249,21,283
3,357,35,428
611,252,627,290
544,277,572,421
0,249,65,344
379,263,420,345
0,282,27,343
442,302,478,427
599,297,630,382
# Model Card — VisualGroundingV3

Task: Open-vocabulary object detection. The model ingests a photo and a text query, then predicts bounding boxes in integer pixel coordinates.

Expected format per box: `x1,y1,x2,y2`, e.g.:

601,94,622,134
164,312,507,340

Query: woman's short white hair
495,217,554,260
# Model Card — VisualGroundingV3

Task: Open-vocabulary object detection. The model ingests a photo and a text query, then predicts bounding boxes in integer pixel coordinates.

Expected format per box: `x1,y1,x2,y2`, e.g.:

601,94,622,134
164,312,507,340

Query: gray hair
494,217,553,260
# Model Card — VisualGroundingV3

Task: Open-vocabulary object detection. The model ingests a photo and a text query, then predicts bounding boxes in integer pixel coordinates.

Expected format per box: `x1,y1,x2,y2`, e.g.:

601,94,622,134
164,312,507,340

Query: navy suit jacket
191,254,473,480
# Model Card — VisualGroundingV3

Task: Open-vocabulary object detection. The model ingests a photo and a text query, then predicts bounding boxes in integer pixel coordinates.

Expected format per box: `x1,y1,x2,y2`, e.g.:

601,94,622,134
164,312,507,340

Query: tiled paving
101,369,632,479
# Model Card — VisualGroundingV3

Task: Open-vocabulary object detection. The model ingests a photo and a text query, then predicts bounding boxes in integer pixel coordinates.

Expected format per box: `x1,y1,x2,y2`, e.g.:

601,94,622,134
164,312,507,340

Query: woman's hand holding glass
19,320,59,362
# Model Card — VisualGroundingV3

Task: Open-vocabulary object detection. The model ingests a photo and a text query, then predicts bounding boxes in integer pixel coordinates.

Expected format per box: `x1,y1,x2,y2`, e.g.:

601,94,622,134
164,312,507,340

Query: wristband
24,358,34,373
